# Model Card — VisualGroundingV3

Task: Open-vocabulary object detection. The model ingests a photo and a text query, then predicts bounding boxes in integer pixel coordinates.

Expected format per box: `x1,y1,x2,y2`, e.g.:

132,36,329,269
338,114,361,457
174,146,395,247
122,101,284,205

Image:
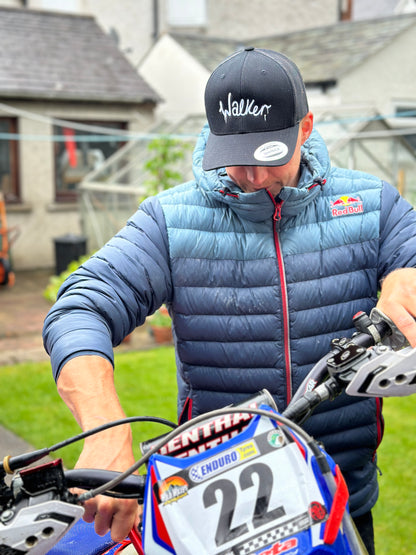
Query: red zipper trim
219,189,239,198
307,178,326,191
178,396,193,424
271,195,292,405
374,397,384,460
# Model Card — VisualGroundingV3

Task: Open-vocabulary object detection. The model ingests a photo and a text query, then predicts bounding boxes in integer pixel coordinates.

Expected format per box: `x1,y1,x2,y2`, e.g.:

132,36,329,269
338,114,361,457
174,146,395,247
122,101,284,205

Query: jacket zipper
272,197,292,405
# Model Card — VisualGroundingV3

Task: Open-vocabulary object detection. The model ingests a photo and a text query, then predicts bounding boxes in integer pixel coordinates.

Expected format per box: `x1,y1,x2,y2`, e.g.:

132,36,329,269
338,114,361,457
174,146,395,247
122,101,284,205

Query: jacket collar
193,125,330,223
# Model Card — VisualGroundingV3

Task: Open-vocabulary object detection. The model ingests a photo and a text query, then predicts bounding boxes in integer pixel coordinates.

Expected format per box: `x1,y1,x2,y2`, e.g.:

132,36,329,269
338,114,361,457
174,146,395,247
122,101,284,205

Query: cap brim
202,124,299,171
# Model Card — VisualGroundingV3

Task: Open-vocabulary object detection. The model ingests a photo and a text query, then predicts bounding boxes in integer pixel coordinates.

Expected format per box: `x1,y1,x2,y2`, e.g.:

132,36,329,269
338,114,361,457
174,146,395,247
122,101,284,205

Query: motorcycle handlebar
283,313,393,423
65,469,146,500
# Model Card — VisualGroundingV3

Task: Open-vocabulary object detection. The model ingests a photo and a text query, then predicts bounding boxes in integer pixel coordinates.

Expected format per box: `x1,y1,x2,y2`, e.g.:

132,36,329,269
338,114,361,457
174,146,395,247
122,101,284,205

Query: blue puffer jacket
43,126,416,517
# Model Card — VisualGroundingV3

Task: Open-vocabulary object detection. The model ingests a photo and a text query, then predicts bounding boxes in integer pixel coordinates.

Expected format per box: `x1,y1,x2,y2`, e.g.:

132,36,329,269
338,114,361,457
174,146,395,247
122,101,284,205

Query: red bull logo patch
330,195,364,218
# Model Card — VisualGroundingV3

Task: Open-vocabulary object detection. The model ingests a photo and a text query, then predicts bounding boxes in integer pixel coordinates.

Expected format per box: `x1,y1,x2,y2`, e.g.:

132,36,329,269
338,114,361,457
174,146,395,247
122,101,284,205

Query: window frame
0,117,20,203
394,105,416,153
53,120,127,203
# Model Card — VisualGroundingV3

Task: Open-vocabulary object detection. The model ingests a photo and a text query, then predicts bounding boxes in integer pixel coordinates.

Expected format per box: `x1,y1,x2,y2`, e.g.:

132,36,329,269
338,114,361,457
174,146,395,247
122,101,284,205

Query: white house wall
205,0,338,40
4,101,154,271
139,34,209,122
337,23,416,115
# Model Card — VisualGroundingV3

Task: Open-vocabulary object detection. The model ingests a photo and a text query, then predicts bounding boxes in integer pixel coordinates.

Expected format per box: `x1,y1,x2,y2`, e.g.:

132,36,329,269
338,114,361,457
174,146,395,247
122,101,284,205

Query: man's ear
300,112,314,145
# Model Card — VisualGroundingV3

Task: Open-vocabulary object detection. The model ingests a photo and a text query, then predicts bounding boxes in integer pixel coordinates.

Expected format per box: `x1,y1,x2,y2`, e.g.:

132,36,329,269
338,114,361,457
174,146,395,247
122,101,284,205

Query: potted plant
148,305,173,344
141,135,192,200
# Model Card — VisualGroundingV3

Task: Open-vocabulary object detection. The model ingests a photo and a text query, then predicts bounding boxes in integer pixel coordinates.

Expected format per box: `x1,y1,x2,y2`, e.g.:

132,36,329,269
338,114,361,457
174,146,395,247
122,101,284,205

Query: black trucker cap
202,47,309,171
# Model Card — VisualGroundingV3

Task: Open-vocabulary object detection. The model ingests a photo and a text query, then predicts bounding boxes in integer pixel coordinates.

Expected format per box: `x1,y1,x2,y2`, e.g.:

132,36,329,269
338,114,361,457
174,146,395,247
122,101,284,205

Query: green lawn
0,348,178,468
0,350,415,553
373,395,416,554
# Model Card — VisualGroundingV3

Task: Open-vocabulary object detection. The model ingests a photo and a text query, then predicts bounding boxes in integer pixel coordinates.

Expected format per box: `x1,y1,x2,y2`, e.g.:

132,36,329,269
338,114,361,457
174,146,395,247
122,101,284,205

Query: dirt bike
1,309,415,555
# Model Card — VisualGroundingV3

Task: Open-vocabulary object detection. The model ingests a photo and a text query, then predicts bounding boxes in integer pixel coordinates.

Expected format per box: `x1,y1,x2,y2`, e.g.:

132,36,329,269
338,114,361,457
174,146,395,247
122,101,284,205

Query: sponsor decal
189,441,258,483
152,411,254,458
254,141,288,162
305,379,317,394
330,195,364,218
237,440,259,460
258,538,298,554
308,501,327,523
155,476,189,505
219,92,271,123
267,428,286,448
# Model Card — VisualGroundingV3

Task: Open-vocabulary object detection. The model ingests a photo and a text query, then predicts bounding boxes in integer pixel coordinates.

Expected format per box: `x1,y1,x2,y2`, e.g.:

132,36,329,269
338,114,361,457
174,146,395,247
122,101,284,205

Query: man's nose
245,166,268,185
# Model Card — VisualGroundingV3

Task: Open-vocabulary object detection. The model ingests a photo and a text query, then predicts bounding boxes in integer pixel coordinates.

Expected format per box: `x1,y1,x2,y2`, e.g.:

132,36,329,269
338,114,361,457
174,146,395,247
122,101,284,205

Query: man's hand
57,355,141,541
377,268,416,347
75,427,140,541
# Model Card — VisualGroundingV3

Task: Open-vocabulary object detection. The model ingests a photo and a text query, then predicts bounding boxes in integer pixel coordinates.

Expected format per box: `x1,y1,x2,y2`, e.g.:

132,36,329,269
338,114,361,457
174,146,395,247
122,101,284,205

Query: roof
0,7,158,103
171,13,416,85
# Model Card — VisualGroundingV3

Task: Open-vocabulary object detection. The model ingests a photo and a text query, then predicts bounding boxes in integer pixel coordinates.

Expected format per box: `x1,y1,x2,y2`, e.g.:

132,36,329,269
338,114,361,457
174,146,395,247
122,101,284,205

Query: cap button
244,46,255,51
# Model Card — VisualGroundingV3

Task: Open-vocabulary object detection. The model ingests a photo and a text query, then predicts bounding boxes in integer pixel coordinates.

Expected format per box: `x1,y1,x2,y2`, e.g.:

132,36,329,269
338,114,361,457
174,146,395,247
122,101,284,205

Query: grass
0,350,415,552
373,395,416,554
0,347,178,468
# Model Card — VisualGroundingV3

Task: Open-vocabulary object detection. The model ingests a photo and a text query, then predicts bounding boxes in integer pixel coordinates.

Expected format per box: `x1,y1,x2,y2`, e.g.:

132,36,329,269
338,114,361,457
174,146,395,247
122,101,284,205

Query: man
43,48,416,553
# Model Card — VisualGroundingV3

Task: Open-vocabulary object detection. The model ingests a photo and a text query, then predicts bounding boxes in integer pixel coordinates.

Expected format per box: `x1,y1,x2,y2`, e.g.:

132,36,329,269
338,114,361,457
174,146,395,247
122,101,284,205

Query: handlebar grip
352,310,391,347
65,469,146,498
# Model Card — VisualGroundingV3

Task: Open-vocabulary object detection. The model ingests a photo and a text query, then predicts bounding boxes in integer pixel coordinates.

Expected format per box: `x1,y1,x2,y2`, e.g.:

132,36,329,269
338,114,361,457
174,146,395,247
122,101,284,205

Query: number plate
143,413,331,554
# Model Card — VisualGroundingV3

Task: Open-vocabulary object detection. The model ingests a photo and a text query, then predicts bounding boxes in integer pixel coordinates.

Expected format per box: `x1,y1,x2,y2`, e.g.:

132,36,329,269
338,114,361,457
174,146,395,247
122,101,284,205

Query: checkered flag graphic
235,512,311,555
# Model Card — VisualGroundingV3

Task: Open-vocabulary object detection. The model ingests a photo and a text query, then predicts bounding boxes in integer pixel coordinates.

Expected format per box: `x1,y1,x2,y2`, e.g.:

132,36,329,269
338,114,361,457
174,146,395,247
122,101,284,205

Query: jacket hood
192,123,331,221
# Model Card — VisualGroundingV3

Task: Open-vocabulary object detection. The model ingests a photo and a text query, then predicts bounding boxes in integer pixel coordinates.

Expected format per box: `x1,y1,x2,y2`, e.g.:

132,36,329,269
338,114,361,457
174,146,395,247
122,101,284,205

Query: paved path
0,269,157,366
0,270,51,365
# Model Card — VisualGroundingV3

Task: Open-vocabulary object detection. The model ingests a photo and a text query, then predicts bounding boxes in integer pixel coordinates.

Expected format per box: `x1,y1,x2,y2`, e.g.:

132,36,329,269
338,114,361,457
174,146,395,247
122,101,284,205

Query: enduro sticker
189,441,259,483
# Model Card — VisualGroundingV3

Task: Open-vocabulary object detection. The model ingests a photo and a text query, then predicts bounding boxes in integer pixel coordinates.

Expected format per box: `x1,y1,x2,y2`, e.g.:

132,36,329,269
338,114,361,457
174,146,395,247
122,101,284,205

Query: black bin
54,234,87,275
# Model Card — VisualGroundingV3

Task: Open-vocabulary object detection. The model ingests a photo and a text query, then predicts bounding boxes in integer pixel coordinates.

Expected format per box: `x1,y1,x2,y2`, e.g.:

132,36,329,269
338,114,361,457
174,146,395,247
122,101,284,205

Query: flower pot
151,325,173,344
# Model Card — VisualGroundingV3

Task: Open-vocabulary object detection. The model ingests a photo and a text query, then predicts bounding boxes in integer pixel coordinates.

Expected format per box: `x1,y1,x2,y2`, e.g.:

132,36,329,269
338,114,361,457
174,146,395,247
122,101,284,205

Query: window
54,121,126,202
0,118,20,203
38,0,81,13
395,106,416,152
167,0,207,27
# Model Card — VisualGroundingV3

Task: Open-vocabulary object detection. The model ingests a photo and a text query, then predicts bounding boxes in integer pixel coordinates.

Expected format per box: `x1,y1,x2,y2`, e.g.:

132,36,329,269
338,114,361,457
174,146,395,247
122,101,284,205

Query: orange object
0,192,18,287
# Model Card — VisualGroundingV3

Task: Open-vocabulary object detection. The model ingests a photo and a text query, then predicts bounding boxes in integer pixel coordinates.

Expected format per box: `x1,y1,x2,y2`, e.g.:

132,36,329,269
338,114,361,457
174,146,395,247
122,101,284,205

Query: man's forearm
56,355,139,541
57,355,126,429
57,355,135,472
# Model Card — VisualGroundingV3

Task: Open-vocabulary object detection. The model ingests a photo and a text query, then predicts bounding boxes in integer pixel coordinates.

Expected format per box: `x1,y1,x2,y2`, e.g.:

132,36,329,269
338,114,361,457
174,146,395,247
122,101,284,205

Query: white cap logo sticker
254,141,288,162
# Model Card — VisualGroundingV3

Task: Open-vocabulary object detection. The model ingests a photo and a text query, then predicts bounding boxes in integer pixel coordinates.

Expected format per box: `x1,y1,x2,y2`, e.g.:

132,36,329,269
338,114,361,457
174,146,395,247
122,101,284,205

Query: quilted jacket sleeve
378,181,416,280
43,198,172,380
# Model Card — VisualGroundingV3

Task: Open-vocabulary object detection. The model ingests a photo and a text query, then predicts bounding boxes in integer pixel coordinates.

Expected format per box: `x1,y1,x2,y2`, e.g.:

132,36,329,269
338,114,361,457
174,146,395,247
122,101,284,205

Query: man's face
225,152,302,197
225,113,313,197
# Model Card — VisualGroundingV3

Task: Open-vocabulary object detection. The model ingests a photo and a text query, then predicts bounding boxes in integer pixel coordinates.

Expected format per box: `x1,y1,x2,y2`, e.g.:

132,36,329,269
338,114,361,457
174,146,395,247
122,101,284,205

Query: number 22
202,462,286,546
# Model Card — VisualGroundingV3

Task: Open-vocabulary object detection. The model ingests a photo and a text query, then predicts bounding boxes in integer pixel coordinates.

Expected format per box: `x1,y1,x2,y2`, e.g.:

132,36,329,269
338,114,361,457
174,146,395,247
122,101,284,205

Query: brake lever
0,459,84,554
324,310,416,398
346,345,416,397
